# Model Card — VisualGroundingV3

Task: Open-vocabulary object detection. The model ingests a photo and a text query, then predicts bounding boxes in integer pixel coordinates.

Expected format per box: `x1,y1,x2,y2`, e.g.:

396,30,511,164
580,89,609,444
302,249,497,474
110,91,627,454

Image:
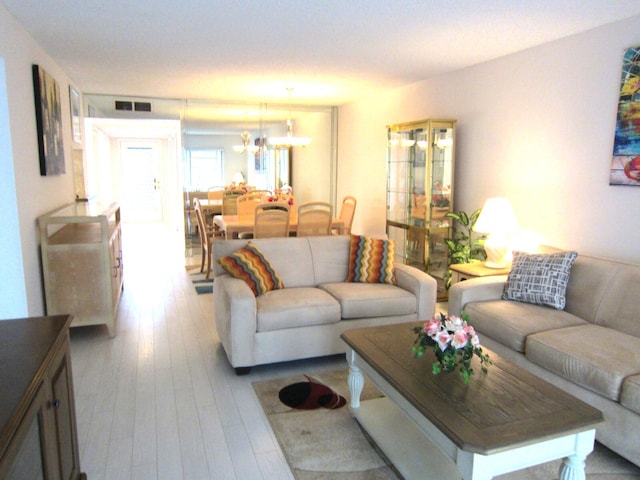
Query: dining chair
334,195,357,235
193,197,224,278
296,201,333,237
253,203,290,238
237,193,263,216
222,189,245,215
207,187,224,202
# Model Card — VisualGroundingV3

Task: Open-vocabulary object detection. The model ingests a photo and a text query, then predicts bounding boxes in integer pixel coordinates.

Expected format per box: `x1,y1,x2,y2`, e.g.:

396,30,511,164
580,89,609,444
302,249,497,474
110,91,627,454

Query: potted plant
444,209,486,289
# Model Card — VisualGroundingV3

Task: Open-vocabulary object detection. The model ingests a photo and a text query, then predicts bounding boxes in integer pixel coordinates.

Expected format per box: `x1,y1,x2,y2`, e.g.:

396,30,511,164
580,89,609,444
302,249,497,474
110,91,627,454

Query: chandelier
232,130,259,154
267,87,311,148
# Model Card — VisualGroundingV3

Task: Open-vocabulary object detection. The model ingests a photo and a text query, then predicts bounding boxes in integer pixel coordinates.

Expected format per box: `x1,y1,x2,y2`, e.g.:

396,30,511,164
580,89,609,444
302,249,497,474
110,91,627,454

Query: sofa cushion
214,237,316,287
502,250,578,310
562,254,619,324
319,282,415,319
256,287,341,332
307,236,351,284
218,242,284,296
593,262,640,338
346,235,395,284
526,324,640,401
621,375,640,415
464,300,587,352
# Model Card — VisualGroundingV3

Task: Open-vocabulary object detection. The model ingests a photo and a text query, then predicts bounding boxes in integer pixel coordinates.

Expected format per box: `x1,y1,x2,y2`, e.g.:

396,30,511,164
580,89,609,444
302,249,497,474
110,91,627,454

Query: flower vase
434,349,454,373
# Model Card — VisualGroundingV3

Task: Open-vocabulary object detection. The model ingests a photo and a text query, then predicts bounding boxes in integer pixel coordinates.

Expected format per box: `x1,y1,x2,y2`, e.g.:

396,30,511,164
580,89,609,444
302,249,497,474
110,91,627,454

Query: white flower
435,330,451,351
445,315,464,332
451,330,469,349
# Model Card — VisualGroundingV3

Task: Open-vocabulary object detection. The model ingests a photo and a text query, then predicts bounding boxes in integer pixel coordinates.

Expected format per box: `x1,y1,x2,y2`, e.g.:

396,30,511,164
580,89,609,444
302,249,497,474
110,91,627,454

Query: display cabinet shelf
386,119,456,301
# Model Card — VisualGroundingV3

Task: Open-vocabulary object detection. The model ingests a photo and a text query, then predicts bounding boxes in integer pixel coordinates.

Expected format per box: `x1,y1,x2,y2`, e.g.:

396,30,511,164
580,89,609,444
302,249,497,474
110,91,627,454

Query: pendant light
233,112,260,154
267,87,311,147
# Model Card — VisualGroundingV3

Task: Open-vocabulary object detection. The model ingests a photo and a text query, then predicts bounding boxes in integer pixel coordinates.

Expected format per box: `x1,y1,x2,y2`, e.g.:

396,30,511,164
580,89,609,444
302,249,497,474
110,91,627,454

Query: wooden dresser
0,315,85,479
38,202,123,337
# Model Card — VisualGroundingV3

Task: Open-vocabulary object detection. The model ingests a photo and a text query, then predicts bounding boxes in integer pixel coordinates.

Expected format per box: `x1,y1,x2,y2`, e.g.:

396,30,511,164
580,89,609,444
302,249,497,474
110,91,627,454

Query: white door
120,141,163,223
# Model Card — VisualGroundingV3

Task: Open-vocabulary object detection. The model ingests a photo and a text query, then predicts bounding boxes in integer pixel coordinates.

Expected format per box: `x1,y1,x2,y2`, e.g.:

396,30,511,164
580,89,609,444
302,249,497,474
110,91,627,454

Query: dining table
199,198,223,217
213,212,345,238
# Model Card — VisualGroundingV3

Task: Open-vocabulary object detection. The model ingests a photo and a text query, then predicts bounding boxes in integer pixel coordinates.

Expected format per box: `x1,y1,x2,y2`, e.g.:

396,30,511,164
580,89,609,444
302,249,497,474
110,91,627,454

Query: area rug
194,284,213,294
253,369,640,480
253,369,399,479
190,273,213,294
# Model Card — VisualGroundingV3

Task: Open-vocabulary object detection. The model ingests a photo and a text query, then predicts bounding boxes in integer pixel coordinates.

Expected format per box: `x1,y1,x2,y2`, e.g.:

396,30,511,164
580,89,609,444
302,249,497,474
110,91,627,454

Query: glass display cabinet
386,119,456,300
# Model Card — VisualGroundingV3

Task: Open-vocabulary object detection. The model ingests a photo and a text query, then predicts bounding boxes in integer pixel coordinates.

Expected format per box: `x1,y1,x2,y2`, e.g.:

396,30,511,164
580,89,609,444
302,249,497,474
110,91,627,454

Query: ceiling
4,0,640,109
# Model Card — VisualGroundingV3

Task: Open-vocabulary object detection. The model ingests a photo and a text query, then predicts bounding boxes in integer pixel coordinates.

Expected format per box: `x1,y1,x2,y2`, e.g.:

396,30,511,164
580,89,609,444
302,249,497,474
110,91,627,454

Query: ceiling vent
114,100,152,112
115,100,133,111
134,102,152,112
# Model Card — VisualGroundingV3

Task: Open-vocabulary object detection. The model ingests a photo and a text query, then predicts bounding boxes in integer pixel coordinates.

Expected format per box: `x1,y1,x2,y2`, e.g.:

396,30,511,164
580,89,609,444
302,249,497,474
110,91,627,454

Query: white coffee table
341,323,603,480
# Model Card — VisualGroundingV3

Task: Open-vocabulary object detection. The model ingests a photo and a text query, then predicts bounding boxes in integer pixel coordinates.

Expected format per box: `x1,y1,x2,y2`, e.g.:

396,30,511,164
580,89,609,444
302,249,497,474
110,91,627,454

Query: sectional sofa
212,235,437,374
448,249,640,466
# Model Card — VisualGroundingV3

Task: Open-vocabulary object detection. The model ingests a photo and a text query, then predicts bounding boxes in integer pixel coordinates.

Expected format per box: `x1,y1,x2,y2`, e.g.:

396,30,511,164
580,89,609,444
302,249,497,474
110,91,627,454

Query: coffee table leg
558,455,586,480
346,348,364,409
558,429,594,480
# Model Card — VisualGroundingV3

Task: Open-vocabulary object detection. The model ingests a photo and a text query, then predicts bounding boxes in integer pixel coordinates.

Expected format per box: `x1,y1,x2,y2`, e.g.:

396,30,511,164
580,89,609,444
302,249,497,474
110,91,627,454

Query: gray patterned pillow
502,250,578,310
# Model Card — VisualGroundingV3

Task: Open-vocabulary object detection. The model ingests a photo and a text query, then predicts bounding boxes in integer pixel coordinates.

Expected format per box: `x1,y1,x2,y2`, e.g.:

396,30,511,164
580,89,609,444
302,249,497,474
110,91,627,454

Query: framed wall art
69,85,82,144
610,45,640,185
32,64,65,175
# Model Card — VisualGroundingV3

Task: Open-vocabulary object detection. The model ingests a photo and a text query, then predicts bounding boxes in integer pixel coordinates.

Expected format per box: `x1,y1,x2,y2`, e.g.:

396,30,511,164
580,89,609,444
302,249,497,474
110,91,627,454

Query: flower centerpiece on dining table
412,311,491,384
267,188,294,206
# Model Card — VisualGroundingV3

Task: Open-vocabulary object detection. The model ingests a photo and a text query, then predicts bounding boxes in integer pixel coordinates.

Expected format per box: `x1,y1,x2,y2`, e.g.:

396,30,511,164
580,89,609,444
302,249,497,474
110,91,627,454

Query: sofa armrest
447,275,508,316
213,274,258,368
394,263,437,321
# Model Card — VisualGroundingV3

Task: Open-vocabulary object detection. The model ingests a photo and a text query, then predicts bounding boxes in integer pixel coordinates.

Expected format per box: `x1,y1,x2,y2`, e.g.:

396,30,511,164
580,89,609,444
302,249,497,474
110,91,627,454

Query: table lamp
474,197,519,268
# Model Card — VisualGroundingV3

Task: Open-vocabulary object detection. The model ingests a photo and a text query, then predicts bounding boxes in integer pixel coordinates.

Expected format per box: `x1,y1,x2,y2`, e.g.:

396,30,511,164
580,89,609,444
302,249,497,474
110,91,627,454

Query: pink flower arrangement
412,311,491,383
267,189,294,205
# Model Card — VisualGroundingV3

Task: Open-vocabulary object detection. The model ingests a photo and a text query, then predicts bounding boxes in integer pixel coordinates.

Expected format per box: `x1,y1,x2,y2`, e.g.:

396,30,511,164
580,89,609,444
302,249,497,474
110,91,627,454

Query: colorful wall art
610,46,640,185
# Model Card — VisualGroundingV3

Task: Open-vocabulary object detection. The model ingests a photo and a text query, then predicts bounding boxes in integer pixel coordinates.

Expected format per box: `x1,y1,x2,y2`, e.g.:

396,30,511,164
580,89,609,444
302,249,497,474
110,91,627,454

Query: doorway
83,117,183,240
119,140,163,223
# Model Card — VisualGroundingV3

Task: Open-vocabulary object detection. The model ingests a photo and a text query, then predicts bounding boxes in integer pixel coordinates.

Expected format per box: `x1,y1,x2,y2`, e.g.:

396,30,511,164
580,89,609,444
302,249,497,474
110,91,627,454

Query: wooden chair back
237,193,263,216
337,196,357,235
193,198,214,278
207,187,224,201
222,189,245,215
296,201,333,237
253,203,290,238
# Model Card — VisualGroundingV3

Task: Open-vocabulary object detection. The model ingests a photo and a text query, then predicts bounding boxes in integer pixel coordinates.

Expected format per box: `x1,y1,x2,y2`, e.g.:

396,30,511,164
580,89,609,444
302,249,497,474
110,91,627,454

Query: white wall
0,59,28,318
338,15,640,263
290,110,333,205
0,5,77,317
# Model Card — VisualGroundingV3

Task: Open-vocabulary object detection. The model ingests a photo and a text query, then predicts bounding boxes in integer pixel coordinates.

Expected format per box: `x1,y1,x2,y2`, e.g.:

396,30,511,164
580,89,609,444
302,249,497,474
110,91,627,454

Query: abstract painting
610,46,640,185
32,64,65,175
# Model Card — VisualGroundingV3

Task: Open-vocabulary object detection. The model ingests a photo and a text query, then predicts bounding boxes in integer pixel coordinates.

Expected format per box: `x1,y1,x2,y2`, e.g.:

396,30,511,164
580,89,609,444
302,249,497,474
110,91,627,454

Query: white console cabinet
38,202,123,337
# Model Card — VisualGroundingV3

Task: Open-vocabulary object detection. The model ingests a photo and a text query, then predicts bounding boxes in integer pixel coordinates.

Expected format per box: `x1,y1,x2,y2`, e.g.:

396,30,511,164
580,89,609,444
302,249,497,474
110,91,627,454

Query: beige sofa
212,236,437,374
448,251,640,466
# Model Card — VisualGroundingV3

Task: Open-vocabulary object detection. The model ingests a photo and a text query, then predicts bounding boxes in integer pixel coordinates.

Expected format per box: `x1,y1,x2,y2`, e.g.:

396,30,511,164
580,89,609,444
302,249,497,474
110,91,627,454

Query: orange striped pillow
218,242,284,296
346,235,396,284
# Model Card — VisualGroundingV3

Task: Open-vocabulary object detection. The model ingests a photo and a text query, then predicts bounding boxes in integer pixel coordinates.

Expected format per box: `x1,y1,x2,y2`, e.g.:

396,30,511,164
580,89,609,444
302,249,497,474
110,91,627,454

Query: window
184,149,224,190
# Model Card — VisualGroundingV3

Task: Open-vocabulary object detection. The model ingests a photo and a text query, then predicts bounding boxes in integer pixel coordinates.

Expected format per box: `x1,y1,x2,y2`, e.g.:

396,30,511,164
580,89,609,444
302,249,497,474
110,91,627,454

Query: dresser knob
49,399,61,408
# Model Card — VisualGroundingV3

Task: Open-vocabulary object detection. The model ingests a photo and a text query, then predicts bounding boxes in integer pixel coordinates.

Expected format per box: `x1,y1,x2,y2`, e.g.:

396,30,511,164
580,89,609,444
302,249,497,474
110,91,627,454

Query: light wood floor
70,223,347,479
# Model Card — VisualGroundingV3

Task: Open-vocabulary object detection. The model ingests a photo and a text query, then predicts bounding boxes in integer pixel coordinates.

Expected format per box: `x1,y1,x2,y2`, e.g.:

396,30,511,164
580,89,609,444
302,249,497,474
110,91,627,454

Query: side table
449,262,510,285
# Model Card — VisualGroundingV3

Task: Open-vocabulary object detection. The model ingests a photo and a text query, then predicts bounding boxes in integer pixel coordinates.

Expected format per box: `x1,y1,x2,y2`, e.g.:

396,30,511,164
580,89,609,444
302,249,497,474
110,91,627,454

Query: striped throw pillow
218,242,284,296
346,235,395,284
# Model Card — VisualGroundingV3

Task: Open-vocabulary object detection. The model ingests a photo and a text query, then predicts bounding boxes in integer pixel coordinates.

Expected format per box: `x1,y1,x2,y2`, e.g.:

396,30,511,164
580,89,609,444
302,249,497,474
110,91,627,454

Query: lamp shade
474,197,519,268
474,197,519,235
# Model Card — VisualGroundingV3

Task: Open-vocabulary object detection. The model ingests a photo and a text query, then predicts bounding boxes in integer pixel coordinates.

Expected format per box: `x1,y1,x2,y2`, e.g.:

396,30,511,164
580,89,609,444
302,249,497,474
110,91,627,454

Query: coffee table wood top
341,322,603,455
